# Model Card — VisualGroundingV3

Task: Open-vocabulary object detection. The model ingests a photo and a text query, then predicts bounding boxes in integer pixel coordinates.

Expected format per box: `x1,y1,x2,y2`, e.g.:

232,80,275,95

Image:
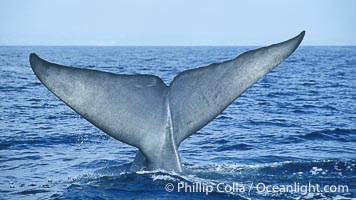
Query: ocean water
0,46,355,199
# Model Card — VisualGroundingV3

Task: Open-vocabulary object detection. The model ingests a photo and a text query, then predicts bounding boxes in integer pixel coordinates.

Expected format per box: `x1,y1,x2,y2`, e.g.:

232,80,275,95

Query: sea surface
0,46,355,199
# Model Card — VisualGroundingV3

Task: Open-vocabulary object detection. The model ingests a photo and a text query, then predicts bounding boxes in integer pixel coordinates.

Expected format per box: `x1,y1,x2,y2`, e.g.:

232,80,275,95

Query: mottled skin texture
30,31,305,172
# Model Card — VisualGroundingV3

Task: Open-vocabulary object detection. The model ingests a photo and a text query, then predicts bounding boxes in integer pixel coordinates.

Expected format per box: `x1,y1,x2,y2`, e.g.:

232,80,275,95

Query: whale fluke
30,31,305,172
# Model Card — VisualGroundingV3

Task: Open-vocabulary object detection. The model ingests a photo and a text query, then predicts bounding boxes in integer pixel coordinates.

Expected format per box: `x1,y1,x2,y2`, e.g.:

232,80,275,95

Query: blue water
0,46,355,199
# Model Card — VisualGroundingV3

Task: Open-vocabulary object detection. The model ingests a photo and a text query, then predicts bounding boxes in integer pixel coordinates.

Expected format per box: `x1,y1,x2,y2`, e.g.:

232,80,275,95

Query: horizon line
1,44,356,47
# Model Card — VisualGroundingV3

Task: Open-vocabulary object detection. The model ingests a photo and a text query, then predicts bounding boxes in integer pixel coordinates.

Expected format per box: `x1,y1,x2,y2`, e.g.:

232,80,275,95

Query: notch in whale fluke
30,31,305,172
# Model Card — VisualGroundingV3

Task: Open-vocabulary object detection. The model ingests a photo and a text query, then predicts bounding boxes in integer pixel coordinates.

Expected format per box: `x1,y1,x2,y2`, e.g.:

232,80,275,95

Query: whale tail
30,31,305,172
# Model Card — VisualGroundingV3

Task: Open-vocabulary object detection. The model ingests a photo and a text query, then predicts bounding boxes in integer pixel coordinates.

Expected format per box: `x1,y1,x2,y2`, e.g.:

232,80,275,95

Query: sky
0,0,355,46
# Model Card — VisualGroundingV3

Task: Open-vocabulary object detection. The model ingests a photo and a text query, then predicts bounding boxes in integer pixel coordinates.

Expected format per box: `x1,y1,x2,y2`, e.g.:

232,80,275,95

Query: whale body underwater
30,31,305,172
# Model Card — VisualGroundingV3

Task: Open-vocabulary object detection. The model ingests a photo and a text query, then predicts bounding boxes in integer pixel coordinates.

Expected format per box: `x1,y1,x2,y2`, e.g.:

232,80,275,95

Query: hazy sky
0,0,355,45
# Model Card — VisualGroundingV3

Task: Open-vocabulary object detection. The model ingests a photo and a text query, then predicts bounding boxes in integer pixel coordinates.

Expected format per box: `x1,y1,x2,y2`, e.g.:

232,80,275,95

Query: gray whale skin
30,31,305,172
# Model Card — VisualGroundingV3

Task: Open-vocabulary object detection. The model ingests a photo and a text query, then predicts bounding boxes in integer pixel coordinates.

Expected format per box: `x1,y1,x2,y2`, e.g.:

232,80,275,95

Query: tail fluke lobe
30,53,168,150
169,31,305,145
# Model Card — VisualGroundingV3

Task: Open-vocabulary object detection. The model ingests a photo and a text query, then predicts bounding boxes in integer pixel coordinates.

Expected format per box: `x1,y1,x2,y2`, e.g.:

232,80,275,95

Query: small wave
212,139,229,145
302,104,318,108
17,189,50,195
143,58,157,62
0,85,28,92
216,115,233,120
299,128,356,142
217,143,253,151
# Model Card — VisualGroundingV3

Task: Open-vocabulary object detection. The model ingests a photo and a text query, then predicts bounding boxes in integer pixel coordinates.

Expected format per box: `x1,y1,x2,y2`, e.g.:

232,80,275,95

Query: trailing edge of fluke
30,31,305,172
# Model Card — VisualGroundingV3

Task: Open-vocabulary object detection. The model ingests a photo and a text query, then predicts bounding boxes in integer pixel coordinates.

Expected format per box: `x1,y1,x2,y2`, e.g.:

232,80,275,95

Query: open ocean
0,46,355,199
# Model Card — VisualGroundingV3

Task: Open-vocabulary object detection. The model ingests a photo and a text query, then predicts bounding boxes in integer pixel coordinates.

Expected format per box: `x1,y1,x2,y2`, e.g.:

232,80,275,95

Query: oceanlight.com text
164,181,349,196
